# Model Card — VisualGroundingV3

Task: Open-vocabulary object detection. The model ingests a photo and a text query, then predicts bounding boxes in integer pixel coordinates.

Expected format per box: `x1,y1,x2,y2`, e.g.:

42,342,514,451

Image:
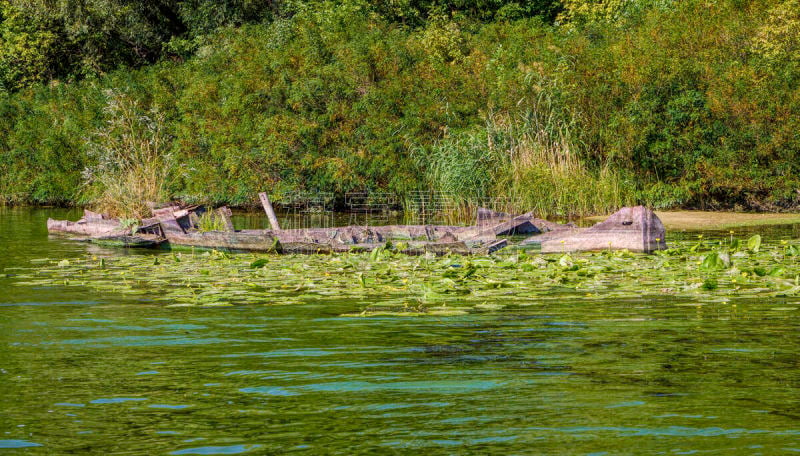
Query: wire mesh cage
345,192,397,226
275,191,336,230
402,192,523,226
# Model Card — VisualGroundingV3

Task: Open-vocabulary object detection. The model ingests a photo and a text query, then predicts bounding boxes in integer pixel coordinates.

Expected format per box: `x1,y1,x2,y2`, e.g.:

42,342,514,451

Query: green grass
196,211,228,232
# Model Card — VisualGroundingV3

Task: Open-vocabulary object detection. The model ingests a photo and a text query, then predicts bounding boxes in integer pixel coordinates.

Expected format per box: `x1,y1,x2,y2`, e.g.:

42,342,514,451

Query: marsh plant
196,210,228,232
490,112,629,218
422,85,632,219
82,89,174,219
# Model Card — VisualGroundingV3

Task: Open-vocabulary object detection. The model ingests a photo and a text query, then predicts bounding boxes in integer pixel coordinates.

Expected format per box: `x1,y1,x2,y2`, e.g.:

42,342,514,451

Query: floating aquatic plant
9,237,800,316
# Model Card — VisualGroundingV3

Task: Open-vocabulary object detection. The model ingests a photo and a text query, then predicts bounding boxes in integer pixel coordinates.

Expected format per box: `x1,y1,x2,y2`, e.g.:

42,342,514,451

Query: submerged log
523,206,667,253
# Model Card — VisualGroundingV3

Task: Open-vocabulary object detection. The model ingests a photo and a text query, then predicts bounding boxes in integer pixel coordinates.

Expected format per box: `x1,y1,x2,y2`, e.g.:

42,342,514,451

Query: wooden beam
258,192,281,231
217,206,235,232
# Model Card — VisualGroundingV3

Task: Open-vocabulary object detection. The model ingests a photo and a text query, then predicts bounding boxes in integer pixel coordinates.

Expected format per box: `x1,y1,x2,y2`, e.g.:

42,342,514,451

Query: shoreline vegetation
1,0,799,215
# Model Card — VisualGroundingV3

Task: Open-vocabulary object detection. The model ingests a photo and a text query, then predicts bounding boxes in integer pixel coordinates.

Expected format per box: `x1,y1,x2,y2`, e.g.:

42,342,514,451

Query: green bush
1,0,799,214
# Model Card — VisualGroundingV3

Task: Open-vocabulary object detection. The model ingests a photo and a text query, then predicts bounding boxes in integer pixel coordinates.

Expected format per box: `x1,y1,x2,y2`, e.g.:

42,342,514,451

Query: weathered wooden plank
532,206,667,253
163,229,280,252
47,218,125,237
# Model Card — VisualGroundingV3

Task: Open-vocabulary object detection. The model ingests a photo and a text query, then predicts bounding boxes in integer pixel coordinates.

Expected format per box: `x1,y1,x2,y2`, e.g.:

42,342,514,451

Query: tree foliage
0,0,282,90
753,0,800,67
0,0,562,92
1,0,799,212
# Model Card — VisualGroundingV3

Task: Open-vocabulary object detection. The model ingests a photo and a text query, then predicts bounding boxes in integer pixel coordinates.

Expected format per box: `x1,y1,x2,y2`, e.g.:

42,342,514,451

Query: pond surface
1,207,799,454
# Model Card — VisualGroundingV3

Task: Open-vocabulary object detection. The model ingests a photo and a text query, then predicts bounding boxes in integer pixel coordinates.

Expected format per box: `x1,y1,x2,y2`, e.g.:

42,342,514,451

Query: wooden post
258,192,281,231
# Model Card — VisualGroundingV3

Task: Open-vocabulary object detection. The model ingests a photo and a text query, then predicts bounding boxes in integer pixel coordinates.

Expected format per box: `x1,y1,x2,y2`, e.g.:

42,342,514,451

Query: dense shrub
1,0,799,213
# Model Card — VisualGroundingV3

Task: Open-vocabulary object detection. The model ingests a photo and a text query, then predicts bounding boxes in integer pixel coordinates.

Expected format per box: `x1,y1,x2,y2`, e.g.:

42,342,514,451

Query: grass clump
494,111,632,218
423,97,633,219
196,211,228,232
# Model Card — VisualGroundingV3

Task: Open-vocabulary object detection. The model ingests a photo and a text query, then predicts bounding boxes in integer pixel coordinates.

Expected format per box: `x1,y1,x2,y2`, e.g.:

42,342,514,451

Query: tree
0,1,61,91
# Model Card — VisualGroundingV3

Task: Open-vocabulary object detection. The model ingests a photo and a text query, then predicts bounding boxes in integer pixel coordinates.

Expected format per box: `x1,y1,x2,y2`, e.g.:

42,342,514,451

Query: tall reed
419,93,633,219
81,90,174,219
493,110,632,218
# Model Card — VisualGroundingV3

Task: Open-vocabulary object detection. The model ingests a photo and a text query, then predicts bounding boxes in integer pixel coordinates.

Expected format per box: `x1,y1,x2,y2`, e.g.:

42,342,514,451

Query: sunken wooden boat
156,205,527,255
46,196,667,255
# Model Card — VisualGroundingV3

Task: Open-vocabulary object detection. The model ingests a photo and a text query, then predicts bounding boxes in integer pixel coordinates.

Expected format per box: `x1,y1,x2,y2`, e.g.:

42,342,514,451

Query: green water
2,207,799,454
